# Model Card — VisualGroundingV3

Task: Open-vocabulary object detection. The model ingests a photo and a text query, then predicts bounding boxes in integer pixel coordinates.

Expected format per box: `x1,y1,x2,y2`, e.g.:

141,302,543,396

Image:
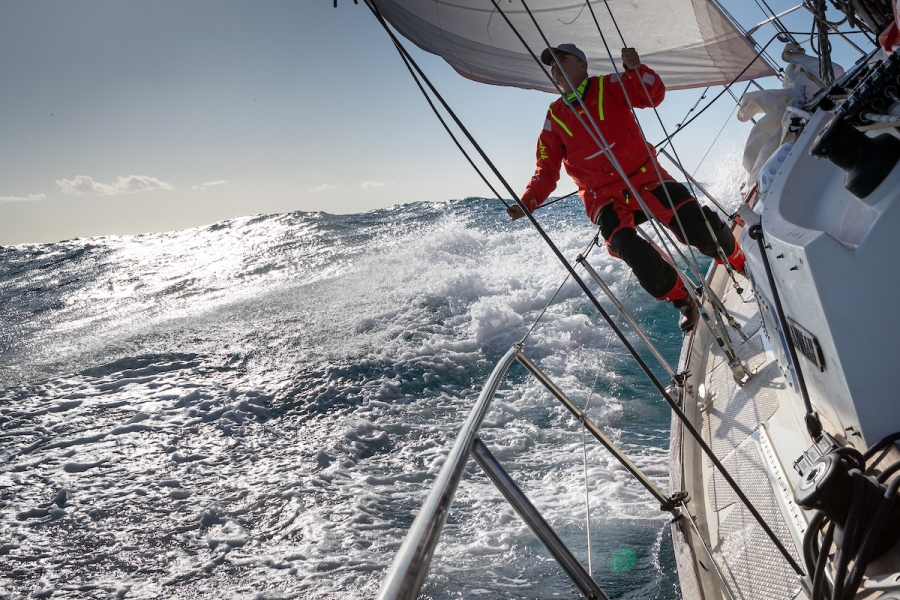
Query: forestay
371,0,775,91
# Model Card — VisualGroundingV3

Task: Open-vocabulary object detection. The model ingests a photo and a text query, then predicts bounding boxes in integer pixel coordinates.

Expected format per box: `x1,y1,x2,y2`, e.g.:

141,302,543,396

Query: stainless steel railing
376,343,681,600
375,345,521,600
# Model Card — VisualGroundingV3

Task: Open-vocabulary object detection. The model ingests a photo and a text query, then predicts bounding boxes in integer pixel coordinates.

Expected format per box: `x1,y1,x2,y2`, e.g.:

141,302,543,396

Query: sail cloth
372,0,776,92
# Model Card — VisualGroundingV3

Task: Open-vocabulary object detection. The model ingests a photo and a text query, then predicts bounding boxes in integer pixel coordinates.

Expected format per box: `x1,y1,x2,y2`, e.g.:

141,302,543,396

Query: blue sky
0,1,870,244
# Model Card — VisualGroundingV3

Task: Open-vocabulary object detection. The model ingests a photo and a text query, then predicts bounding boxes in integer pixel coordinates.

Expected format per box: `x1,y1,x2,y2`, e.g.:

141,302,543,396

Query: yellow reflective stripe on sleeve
597,76,605,121
548,106,573,137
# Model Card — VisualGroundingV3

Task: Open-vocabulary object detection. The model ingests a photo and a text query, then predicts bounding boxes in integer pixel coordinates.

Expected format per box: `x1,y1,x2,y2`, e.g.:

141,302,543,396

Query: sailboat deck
671,265,810,600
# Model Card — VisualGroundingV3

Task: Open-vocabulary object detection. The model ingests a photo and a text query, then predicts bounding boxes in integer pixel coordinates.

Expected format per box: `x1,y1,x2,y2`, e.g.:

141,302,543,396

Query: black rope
748,224,822,438
365,2,522,215
802,433,900,600
388,32,508,207
502,0,805,576
369,0,803,574
863,431,900,461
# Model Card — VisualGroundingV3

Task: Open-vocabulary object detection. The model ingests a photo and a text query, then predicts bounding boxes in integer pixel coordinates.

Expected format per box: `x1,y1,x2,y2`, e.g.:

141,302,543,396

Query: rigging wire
485,0,802,575
654,32,783,148
365,0,804,576
519,231,601,345
707,0,785,74
753,0,798,42
540,190,579,208
584,0,746,297
693,102,742,178
390,27,508,207
659,87,708,153
580,264,630,578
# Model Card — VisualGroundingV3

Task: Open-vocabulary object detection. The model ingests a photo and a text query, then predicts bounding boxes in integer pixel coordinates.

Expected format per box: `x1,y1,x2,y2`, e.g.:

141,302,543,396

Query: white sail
373,0,776,91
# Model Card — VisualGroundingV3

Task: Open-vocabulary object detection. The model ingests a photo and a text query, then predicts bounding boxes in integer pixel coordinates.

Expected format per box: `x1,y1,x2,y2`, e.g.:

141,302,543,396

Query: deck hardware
728,357,752,385
811,47,900,198
748,224,822,439
661,490,691,512
698,391,715,412
786,318,825,372
794,433,840,476
794,448,900,565
844,426,863,440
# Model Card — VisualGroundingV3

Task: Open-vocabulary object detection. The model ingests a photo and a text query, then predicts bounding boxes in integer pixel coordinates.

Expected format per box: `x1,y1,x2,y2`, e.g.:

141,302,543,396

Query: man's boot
672,295,699,331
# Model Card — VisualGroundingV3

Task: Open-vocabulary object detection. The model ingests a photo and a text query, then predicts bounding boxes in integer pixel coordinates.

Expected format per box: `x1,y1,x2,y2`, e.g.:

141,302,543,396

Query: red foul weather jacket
521,65,672,223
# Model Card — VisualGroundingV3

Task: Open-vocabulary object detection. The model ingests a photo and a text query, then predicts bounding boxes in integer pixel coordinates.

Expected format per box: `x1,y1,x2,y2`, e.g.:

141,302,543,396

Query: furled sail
372,0,776,91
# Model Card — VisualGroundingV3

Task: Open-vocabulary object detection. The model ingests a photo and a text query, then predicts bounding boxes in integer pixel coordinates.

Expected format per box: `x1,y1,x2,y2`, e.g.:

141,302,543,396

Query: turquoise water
0,198,685,598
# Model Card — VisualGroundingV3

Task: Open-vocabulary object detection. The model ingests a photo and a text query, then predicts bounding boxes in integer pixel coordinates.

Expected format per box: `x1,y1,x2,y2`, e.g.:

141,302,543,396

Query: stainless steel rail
516,352,672,508
471,438,608,600
375,345,521,600
576,256,677,378
377,344,677,599
658,150,730,217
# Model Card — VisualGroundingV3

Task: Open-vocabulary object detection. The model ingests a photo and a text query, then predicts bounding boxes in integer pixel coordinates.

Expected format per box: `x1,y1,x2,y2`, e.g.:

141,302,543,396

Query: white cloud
191,179,229,191
310,183,337,192
360,181,390,188
0,193,46,203
56,175,172,196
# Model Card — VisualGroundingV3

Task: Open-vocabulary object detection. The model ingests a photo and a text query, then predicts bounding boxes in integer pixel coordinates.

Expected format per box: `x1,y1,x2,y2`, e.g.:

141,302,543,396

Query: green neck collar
564,78,590,103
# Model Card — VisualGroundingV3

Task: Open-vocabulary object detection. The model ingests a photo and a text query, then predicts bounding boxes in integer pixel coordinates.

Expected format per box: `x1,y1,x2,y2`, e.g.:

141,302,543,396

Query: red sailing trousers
596,182,745,301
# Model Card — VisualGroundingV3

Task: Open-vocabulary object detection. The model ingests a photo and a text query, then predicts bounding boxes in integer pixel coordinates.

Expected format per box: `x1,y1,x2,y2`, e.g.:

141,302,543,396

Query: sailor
508,43,745,331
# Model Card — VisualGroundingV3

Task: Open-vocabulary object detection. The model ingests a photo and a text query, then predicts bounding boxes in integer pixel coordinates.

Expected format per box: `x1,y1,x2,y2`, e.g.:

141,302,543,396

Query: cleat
672,296,699,331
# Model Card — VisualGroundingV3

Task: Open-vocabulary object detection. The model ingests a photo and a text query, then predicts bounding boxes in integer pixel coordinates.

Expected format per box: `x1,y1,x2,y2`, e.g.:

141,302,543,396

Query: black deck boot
672,295,699,332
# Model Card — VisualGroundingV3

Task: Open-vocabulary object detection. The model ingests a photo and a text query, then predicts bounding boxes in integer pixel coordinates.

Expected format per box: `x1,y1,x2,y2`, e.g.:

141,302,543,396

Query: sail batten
373,0,776,91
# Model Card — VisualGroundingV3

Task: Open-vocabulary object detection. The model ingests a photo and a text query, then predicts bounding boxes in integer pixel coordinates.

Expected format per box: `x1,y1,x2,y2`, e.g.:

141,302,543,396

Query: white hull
670,98,900,599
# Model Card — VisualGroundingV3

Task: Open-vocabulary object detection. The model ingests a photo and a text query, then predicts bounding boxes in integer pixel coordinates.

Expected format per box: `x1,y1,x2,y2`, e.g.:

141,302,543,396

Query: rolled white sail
373,0,776,91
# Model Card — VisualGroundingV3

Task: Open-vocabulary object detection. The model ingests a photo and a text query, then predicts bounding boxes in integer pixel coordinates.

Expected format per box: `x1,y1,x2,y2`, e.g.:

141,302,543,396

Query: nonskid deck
671,263,811,600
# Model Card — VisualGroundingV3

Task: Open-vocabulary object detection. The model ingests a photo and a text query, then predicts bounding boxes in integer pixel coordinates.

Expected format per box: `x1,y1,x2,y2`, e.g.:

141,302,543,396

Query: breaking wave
0,198,684,598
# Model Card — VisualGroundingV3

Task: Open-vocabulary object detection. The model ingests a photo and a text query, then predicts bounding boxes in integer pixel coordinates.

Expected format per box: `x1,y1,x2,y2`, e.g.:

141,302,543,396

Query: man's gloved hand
507,204,526,220
622,47,641,71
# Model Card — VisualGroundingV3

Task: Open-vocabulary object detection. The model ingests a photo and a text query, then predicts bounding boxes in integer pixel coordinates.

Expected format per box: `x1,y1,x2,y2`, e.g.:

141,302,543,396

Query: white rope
579,269,633,577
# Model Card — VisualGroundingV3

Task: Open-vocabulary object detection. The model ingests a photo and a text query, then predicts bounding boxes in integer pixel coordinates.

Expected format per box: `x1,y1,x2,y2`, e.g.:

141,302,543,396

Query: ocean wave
0,198,682,598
